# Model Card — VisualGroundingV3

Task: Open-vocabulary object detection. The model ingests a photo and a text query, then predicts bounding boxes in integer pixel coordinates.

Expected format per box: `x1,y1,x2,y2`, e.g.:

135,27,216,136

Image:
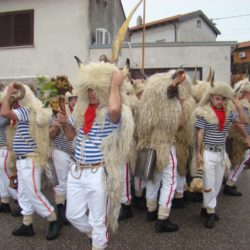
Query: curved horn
235,82,243,94
210,70,215,88
206,67,212,82
74,56,84,69
193,67,198,85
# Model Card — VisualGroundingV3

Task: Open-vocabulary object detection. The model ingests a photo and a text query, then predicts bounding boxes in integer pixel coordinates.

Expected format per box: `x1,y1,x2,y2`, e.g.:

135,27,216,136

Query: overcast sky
121,0,250,42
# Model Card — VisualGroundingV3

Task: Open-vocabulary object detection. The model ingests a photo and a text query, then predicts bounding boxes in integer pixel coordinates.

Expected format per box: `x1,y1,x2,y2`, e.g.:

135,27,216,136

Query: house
231,41,250,84
90,10,236,83
0,0,126,84
129,10,221,43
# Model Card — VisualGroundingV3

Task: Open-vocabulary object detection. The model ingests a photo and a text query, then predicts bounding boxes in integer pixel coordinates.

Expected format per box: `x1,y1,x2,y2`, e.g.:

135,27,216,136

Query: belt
78,161,104,169
204,144,225,152
16,155,28,160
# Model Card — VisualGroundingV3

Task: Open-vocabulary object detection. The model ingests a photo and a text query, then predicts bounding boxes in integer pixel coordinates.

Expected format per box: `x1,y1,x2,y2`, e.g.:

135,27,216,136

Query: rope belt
204,144,225,152
78,161,105,169
70,161,105,179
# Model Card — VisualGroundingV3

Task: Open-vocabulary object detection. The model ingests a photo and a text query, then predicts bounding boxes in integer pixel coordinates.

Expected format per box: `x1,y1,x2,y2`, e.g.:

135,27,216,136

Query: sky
121,0,250,43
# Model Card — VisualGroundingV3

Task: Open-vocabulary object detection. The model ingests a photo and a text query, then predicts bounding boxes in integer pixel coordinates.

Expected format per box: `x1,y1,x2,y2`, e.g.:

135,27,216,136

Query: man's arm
0,83,17,120
56,111,76,140
108,71,124,123
196,128,204,168
49,119,61,139
235,119,250,147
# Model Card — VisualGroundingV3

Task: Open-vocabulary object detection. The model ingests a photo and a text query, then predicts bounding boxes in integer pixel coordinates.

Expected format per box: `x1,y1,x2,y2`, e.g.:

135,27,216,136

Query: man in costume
136,69,186,232
0,88,20,215
0,83,62,240
225,78,250,196
194,80,250,228
58,59,134,250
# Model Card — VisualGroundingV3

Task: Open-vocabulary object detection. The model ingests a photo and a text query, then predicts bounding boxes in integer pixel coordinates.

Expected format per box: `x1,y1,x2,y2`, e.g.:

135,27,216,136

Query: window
0,10,34,47
196,19,202,29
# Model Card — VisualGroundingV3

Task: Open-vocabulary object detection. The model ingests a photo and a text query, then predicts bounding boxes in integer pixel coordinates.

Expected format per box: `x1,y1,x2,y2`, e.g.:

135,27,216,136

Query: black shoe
204,213,216,228
118,204,133,221
12,224,35,237
147,210,158,222
0,203,11,213
155,218,179,233
224,185,242,196
57,204,69,225
200,208,219,221
132,196,147,210
46,220,62,240
172,198,185,209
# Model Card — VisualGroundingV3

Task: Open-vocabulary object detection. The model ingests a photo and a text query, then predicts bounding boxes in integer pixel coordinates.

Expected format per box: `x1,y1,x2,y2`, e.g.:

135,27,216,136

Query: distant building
129,10,220,43
232,41,250,74
90,10,236,83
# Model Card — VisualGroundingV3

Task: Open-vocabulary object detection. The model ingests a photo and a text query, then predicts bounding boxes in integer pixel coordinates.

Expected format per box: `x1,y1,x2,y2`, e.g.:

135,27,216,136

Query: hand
232,95,240,106
172,69,186,87
243,137,250,148
56,111,68,126
52,119,62,129
111,71,125,87
196,152,203,168
7,83,17,97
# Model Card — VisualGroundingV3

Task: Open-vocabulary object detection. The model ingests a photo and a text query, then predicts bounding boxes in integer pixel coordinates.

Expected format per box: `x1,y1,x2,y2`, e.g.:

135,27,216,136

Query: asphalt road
1,170,250,250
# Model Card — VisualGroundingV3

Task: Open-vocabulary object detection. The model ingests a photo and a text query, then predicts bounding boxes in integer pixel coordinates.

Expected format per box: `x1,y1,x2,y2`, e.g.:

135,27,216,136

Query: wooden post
141,0,146,75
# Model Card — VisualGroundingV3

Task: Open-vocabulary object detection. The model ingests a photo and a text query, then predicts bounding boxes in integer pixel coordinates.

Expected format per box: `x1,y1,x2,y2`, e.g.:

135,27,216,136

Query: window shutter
0,14,12,46
0,10,34,47
14,12,33,45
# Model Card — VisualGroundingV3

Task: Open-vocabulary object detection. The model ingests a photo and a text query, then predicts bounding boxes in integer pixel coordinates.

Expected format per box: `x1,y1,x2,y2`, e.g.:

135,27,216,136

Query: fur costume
1,84,51,168
228,78,250,168
136,71,182,172
175,74,196,177
73,62,134,232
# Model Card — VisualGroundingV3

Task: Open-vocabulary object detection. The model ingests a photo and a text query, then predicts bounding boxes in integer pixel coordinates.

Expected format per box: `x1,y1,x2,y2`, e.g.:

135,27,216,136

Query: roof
237,41,250,49
129,10,221,35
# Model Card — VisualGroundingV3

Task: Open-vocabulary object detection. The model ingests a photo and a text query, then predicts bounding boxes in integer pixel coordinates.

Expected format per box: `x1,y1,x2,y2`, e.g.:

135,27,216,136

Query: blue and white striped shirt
195,111,238,145
13,107,37,156
0,116,9,147
69,114,120,164
50,115,74,155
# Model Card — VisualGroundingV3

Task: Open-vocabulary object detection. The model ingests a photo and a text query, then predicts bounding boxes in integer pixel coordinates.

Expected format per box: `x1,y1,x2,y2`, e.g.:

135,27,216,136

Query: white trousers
121,162,131,204
176,173,186,194
0,148,18,200
203,150,226,212
134,177,146,197
51,149,72,202
16,158,54,217
66,164,108,249
228,149,250,183
146,146,177,209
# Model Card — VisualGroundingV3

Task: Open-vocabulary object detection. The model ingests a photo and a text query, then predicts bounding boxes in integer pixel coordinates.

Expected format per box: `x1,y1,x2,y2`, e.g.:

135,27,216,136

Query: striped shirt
195,111,238,145
69,114,120,164
243,107,250,135
50,115,74,155
13,107,37,156
0,116,9,147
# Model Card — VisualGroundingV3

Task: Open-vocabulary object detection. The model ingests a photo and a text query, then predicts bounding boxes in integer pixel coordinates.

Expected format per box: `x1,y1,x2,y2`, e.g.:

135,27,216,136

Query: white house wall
0,0,90,84
90,42,235,83
178,18,217,42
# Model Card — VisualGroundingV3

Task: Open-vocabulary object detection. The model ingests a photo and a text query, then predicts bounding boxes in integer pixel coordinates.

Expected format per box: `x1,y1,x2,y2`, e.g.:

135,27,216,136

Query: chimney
136,15,142,26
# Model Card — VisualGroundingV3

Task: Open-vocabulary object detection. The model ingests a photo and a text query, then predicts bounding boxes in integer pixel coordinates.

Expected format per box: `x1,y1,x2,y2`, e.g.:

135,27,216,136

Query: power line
212,13,250,21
